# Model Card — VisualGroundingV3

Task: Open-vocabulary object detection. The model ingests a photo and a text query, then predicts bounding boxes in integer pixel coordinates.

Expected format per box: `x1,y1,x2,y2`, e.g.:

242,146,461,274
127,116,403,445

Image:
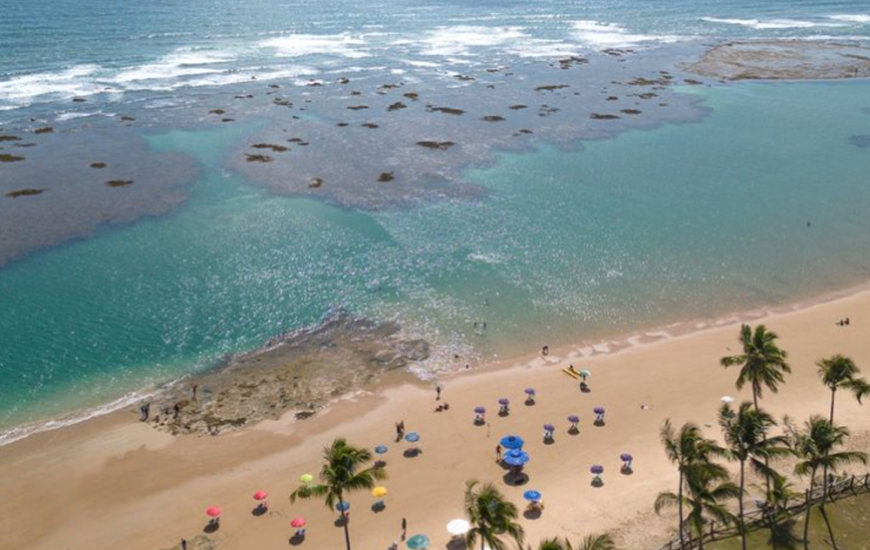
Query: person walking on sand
496,444,503,462
401,517,407,540
181,539,187,550
436,385,442,401
192,383,198,401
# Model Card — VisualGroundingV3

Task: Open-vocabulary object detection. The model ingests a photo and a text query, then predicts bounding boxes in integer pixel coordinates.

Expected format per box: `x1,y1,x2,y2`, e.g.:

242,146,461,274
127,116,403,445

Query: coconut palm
817,354,869,424
528,534,617,550
719,402,790,550
655,461,739,550
290,438,385,550
720,324,791,411
659,420,726,549
465,480,525,550
787,415,867,549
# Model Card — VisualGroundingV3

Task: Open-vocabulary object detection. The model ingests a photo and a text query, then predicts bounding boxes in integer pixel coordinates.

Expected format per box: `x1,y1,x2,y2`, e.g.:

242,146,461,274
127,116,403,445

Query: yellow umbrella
372,486,388,498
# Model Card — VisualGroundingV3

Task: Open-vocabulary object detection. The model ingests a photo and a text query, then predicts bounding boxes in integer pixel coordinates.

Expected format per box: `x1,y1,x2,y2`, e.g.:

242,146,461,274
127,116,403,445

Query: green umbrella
407,534,430,549
299,473,314,483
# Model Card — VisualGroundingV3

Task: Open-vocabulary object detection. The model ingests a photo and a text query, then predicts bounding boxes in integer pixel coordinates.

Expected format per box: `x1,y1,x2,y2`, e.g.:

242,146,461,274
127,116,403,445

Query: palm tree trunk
823,388,836,507
754,386,772,501
343,521,352,550
739,460,747,550
819,505,839,550
678,469,685,550
804,469,817,550
829,388,836,424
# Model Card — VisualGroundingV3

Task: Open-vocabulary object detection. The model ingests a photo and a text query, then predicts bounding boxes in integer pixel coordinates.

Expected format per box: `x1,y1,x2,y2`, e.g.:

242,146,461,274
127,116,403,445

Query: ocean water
2,0,870,442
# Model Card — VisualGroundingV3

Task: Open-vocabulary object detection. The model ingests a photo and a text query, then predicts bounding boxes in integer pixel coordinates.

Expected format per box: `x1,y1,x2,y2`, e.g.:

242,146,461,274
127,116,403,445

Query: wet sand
3,285,870,550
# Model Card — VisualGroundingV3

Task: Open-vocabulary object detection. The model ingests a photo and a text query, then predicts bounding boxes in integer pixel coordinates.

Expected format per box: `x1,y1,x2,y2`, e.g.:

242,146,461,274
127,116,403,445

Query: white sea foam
571,21,681,49
55,111,103,122
701,17,846,30
261,33,370,59
506,39,580,58
419,26,528,56
0,65,112,109
828,14,870,24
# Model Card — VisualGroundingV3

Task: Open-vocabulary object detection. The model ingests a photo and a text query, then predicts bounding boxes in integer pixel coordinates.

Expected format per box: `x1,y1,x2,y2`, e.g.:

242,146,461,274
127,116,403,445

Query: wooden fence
651,473,870,550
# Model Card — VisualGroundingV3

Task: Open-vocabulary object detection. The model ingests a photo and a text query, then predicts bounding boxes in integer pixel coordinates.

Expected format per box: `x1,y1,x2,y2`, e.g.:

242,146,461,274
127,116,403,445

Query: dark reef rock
273,98,292,107
72,97,87,102
620,109,642,115
245,154,273,163
251,143,290,152
509,104,528,110
208,109,226,115
606,96,619,101
309,177,324,188
336,122,349,127
518,129,533,134
120,116,136,121
361,123,380,129
481,115,505,122
416,141,455,150
428,106,465,115
558,56,588,69
684,79,703,85
0,135,21,142
337,77,350,84
377,171,395,182
454,74,475,81
638,92,658,99
90,162,107,168
0,153,25,162
387,102,407,111
33,127,54,134
105,180,134,188
403,92,419,101
590,113,620,120
534,84,570,92
6,188,44,198
347,105,369,110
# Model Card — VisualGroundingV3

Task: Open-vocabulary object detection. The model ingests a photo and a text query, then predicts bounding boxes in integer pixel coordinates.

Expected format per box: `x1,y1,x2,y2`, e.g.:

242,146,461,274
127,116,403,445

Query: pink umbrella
291,518,307,528
206,506,222,518
254,491,268,501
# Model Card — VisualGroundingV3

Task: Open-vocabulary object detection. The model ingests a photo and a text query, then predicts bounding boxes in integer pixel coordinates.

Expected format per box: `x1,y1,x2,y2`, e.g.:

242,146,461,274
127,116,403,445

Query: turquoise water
3,79,870,436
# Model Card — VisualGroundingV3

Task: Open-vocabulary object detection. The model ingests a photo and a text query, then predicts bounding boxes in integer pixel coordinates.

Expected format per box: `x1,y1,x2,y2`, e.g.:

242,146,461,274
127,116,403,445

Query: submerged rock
33,127,54,134
208,109,226,115
387,102,407,111
105,180,134,188
590,113,620,120
0,135,21,142
90,162,107,168
251,143,290,152
309,177,324,188
428,106,465,115
534,84,570,92
403,92,419,101
0,153,25,162
347,105,369,110
361,122,380,129
481,115,505,122
509,104,528,110
416,141,455,150
5,188,44,198
377,171,395,182
245,154,273,163
620,109,642,115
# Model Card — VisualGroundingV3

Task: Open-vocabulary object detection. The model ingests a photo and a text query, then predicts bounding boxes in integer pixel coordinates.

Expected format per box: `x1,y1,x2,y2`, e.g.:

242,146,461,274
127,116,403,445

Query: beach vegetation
464,480,525,550
720,325,790,411
290,438,386,550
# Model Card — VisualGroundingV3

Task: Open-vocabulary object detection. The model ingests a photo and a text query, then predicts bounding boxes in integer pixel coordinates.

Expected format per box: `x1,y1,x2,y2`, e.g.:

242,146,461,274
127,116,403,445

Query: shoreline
4,273,870,449
4,273,870,549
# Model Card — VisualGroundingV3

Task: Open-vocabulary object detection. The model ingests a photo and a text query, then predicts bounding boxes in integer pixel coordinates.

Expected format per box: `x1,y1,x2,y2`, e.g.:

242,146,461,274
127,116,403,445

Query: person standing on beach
181,539,187,550
401,517,407,540
436,385,442,401
140,402,151,421
192,383,198,400
496,444,502,462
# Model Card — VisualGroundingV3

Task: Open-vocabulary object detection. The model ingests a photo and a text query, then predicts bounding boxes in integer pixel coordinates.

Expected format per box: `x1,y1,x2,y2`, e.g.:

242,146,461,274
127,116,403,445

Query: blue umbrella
406,534,430,549
474,406,486,414
523,490,542,501
336,501,350,512
375,445,388,454
405,432,420,443
499,435,524,450
504,449,530,467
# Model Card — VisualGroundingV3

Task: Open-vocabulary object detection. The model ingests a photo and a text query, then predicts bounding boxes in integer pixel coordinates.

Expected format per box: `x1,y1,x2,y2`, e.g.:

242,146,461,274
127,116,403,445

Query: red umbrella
253,491,268,501
206,506,222,518
291,518,307,528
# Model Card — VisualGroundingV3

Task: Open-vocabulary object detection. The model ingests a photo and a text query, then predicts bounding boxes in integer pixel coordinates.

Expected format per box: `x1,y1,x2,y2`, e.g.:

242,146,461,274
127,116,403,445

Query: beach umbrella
591,465,604,476
498,398,509,405
253,491,268,501
499,435,524,450
525,388,535,396
543,423,555,432
721,395,735,404
523,490,542,501
504,449,530,467
620,453,633,463
336,501,350,512
447,519,471,536
206,506,222,518
290,518,307,528
580,369,591,379
567,414,579,423
474,406,486,414
593,406,605,415
405,432,420,443
375,445,389,454
299,473,314,484
594,407,605,423
407,534,430,549
372,486,388,498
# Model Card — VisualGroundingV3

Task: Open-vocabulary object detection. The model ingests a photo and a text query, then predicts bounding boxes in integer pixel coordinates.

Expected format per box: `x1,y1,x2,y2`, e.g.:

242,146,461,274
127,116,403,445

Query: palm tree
719,402,789,550
290,439,385,550
659,420,724,549
528,534,617,550
817,354,869,424
817,354,870,502
720,324,791,411
655,461,739,550
465,480,525,550
787,416,867,549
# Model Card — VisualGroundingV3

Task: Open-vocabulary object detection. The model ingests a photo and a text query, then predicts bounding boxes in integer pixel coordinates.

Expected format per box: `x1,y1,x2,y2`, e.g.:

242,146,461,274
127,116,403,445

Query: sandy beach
3,286,870,550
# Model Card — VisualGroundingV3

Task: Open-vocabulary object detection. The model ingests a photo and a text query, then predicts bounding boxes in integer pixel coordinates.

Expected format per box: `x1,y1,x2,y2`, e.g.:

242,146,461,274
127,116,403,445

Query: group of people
836,317,851,327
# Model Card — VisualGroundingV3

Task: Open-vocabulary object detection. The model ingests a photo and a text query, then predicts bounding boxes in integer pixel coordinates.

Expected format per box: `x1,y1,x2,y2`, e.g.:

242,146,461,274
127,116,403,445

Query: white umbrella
447,519,471,536
721,396,735,404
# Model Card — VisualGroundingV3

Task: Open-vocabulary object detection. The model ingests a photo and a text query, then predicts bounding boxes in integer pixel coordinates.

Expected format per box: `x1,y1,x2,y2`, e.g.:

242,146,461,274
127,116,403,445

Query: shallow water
2,0,870,440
